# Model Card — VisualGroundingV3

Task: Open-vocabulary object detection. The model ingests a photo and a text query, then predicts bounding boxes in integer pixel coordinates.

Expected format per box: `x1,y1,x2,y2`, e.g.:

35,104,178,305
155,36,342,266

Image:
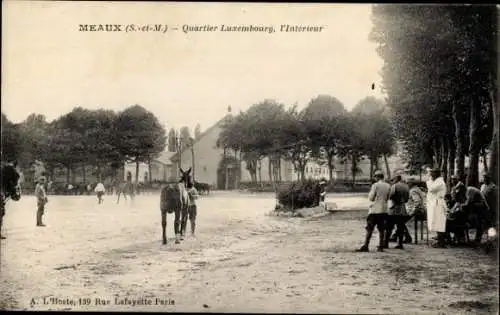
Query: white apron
426,177,448,233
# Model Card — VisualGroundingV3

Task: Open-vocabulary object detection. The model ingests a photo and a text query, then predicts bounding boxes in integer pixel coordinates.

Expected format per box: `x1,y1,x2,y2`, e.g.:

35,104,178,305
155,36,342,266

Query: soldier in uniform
356,170,391,252
385,171,410,249
35,176,48,227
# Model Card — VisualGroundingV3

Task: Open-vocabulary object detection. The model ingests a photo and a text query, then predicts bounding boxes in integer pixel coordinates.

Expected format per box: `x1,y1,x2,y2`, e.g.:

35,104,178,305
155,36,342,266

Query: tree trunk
268,158,273,184
66,166,71,184
258,159,262,185
369,155,374,181
447,136,456,188
97,164,102,182
135,159,140,183
351,155,357,186
481,149,489,174
453,103,466,179
300,163,306,182
440,136,448,184
488,81,498,183
383,154,391,179
467,98,481,188
82,164,86,183
327,153,334,182
225,163,229,191
148,159,153,184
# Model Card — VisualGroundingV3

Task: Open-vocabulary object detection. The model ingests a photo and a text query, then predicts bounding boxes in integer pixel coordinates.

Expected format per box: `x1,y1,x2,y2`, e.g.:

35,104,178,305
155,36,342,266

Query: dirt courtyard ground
1,192,498,314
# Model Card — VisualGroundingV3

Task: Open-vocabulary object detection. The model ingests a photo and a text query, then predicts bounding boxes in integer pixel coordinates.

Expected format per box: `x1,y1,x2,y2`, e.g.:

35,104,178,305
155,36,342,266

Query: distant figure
187,185,199,236
315,178,328,209
67,183,74,195
35,176,48,227
94,182,106,204
356,170,391,252
47,180,53,195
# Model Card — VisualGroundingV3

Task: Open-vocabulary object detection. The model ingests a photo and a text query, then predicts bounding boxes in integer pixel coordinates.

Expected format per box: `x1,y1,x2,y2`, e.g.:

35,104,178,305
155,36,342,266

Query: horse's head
179,167,193,189
1,161,22,201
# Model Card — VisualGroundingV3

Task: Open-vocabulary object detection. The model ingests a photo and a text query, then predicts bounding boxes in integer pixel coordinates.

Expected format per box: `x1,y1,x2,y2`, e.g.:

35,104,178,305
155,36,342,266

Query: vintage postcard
1,1,498,313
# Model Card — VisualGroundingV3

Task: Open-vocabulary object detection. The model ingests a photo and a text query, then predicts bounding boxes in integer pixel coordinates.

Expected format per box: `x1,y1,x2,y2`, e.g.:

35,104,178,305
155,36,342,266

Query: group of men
356,170,414,252
358,167,497,252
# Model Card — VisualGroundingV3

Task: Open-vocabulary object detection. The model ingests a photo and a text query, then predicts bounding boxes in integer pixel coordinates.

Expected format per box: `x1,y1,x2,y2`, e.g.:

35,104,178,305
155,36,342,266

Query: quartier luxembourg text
181,24,324,34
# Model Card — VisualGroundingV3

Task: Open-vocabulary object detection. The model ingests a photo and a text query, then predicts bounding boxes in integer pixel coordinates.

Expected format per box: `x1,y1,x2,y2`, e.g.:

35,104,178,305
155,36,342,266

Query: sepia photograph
1,1,498,313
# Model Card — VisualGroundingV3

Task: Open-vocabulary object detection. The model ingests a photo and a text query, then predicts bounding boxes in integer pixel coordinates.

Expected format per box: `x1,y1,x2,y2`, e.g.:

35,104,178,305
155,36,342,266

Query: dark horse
1,162,22,239
160,167,192,245
116,180,135,204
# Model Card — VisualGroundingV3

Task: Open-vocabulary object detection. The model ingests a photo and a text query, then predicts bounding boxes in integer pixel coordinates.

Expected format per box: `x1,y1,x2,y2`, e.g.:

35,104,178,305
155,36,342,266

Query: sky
2,1,384,134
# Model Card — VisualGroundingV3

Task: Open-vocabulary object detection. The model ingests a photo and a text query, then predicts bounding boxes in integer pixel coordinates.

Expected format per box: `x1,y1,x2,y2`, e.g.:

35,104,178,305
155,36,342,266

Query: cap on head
374,170,384,177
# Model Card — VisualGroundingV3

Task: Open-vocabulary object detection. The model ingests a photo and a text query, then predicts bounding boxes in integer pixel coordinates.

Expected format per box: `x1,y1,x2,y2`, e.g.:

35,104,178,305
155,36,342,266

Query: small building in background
123,151,175,183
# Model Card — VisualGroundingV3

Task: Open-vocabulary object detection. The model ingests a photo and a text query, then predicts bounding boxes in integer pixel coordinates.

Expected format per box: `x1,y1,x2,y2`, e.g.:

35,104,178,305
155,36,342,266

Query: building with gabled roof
169,108,329,189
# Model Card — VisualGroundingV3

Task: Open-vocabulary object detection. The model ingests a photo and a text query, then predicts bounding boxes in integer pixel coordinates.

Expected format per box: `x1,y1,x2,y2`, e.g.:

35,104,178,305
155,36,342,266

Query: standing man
481,174,497,228
94,181,106,204
356,170,391,252
385,171,410,249
426,167,448,248
35,176,48,227
187,184,199,236
449,174,468,243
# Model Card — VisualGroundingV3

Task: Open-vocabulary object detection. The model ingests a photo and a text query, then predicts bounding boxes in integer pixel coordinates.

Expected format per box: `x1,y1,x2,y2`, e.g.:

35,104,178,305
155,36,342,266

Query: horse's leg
180,206,188,240
190,205,197,236
174,209,181,244
414,218,418,245
161,211,167,245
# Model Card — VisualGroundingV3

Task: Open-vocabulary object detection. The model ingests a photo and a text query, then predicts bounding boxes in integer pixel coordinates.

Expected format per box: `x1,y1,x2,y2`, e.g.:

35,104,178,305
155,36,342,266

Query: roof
170,114,231,162
155,151,176,165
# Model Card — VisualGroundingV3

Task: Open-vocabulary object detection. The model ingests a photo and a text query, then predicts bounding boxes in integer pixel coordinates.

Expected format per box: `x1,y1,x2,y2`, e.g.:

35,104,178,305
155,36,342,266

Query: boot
356,229,372,252
394,224,405,249
432,233,446,248
174,221,180,244
383,230,391,249
403,229,413,244
36,212,45,227
377,230,385,252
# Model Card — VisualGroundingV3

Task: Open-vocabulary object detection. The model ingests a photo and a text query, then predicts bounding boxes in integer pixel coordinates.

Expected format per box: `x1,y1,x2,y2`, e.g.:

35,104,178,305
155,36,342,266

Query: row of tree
216,95,395,184
370,4,497,187
2,105,180,184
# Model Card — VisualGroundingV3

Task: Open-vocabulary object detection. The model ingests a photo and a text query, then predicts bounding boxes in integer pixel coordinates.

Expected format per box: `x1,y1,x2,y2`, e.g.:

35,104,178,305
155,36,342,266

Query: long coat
426,177,448,232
